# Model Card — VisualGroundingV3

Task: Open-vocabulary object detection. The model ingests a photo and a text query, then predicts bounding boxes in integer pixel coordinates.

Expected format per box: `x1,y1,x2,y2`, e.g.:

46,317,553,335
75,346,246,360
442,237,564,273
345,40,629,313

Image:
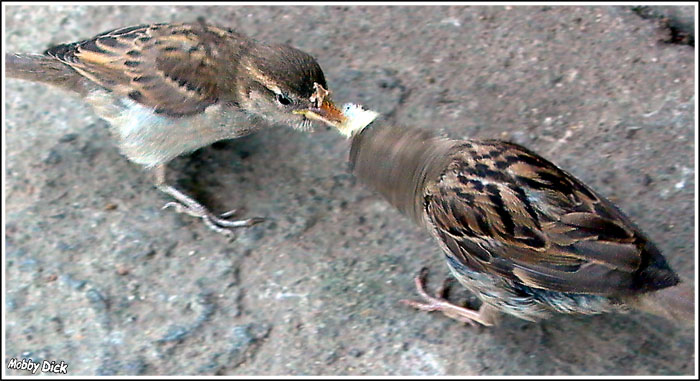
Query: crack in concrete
631,6,695,47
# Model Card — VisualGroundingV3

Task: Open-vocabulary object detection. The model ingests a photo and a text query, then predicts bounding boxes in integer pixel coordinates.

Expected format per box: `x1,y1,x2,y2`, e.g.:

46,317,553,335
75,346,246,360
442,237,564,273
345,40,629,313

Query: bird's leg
435,276,455,299
153,164,264,236
400,267,498,327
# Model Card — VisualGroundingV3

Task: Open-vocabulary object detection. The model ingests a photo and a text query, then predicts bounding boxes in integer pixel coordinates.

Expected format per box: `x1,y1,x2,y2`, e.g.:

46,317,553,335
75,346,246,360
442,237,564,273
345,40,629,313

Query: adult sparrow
6,21,344,236
326,104,694,327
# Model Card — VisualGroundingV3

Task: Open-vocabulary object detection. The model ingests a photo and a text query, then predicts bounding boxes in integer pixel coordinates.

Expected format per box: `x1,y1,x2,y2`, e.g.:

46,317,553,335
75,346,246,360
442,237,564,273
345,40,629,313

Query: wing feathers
425,140,672,296
44,22,245,116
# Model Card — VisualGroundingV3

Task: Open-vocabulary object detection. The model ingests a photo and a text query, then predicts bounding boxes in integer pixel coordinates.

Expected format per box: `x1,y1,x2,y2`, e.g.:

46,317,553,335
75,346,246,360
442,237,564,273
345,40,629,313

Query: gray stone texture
5,5,696,376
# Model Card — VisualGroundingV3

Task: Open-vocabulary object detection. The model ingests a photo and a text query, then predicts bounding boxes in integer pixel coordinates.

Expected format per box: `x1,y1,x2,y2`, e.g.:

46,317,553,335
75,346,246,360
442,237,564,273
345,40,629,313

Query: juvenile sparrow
325,104,694,327
6,21,344,236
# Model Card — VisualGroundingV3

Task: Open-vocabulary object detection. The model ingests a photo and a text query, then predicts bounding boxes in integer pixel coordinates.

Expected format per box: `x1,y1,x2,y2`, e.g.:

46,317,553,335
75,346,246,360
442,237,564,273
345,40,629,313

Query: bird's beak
294,99,347,128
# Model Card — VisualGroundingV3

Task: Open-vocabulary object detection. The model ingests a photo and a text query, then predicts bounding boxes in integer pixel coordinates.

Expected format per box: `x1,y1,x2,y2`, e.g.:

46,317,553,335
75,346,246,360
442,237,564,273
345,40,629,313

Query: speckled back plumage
349,121,682,321
43,22,327,118
426,139,679,297
44,22,251,117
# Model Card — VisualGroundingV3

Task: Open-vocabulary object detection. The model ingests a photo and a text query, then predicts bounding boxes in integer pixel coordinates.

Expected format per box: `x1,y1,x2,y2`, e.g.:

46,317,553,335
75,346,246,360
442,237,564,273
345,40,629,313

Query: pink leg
154,164,264,237
401,268,498,327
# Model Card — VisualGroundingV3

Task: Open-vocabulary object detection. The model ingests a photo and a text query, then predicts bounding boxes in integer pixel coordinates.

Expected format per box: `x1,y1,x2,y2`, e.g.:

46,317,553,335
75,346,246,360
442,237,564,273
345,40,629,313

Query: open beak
293,83,347,128
294,99,347,128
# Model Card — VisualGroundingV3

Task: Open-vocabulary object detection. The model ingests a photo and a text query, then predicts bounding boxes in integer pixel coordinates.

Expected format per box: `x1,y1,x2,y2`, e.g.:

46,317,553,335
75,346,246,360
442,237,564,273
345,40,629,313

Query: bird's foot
159,184,264,237
400,267,495,327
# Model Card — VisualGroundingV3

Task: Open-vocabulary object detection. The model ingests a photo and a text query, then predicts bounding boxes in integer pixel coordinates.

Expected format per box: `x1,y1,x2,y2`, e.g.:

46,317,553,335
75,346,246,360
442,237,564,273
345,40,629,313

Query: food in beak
335,103,380,138
293,82,347,127
312,99,346,125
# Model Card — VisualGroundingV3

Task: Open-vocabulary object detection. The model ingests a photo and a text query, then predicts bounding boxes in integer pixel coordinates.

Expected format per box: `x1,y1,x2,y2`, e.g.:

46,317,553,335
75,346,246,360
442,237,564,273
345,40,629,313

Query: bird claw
156,174,265,237
162,201,264,237
401,267,488,327
219,208,240,218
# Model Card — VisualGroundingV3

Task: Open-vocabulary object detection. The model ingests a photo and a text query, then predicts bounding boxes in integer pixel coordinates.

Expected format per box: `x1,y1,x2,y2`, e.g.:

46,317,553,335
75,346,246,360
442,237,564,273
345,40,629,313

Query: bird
6,21,345,236
328,104,694,327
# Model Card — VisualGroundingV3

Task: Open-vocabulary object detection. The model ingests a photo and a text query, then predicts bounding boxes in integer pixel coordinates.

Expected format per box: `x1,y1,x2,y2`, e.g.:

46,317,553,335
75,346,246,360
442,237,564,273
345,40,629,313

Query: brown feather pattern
8,21,336,236
424,138,677,296
350,121,681,322
45,23,250,116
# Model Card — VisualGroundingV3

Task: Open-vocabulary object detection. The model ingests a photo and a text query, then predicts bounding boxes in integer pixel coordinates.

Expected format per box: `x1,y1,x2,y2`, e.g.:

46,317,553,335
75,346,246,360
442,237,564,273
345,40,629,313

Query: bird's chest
85,90,262,167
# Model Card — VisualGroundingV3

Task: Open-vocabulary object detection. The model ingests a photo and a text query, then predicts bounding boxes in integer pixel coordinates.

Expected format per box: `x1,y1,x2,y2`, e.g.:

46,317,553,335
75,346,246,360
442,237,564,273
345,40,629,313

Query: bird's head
237,43,345,131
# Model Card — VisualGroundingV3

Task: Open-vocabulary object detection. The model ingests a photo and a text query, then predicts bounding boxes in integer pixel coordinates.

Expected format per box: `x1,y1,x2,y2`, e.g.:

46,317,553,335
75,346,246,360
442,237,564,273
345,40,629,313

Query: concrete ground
4,4,696,376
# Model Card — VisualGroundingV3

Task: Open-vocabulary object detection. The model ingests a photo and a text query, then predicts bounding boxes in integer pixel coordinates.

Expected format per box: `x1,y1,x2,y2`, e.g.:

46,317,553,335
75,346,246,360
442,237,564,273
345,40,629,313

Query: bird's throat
349,121,457,226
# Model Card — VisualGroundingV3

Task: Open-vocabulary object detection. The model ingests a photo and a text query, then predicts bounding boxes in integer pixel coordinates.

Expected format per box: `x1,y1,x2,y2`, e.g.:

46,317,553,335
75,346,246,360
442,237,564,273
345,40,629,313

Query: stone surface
4,5,696,376
629,5,695,45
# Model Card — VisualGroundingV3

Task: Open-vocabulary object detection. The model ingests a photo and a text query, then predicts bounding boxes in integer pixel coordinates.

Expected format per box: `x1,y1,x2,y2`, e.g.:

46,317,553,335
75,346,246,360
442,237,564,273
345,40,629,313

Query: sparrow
328,104,694,327
6,21,344,236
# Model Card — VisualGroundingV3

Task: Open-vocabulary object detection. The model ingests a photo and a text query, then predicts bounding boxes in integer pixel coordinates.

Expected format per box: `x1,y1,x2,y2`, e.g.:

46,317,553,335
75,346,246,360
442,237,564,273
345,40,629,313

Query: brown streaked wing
45,23,243,116
424,140,651,296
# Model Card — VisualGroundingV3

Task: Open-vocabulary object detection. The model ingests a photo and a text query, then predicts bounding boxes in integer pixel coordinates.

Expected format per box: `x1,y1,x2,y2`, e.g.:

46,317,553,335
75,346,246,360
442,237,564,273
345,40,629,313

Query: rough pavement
4,5,696,376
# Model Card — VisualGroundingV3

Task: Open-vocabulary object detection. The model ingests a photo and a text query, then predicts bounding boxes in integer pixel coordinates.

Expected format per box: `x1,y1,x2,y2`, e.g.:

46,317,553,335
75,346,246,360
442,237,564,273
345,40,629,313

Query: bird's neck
349,119,457,226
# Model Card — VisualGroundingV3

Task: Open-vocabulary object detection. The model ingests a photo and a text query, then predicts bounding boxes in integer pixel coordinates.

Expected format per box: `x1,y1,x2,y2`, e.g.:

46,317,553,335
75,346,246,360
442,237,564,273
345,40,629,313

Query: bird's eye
276,94,292,106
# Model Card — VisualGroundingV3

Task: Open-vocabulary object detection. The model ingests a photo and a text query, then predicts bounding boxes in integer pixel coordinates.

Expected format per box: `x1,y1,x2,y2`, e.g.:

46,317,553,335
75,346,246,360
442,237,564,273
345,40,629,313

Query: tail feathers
626,279,695,326
6,53,86,94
